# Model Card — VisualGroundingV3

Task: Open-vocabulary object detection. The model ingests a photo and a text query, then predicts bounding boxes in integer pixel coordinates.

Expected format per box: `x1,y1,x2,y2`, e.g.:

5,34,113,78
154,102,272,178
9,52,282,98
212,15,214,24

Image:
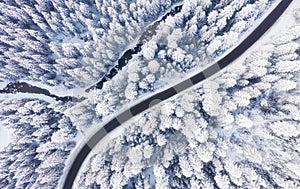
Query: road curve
63,1,292,188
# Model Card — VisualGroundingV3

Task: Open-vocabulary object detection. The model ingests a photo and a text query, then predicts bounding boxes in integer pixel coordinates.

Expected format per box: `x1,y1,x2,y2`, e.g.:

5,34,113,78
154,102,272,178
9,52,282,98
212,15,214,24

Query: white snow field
0,125,13,152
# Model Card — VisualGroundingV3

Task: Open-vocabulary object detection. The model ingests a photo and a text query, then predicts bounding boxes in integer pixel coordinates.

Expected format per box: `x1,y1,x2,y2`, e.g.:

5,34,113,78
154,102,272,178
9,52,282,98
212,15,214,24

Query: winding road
63,0,292,188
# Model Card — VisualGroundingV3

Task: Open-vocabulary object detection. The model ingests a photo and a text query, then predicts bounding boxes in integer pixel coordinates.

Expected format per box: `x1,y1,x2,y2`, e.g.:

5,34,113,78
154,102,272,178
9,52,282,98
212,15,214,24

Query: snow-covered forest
75,9,300,188
0,0,299,188
0,0,183,89
92,0,276,117
0,99,77,188
67,0,278,133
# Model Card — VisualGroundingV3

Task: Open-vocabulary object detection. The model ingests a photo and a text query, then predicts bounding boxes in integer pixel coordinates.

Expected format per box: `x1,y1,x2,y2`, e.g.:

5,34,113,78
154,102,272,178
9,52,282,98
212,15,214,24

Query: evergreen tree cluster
0,0,180,88
0,98,77,188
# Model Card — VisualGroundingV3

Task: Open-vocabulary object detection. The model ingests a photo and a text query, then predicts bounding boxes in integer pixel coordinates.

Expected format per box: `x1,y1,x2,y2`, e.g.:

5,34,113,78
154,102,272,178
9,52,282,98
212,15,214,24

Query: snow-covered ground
0,81,8,90
0,93,56,104
0,124,13,152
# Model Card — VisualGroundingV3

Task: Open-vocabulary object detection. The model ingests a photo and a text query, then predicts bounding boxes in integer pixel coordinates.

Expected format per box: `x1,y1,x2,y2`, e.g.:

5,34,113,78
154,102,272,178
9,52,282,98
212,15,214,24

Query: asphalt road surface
63,0,292,188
